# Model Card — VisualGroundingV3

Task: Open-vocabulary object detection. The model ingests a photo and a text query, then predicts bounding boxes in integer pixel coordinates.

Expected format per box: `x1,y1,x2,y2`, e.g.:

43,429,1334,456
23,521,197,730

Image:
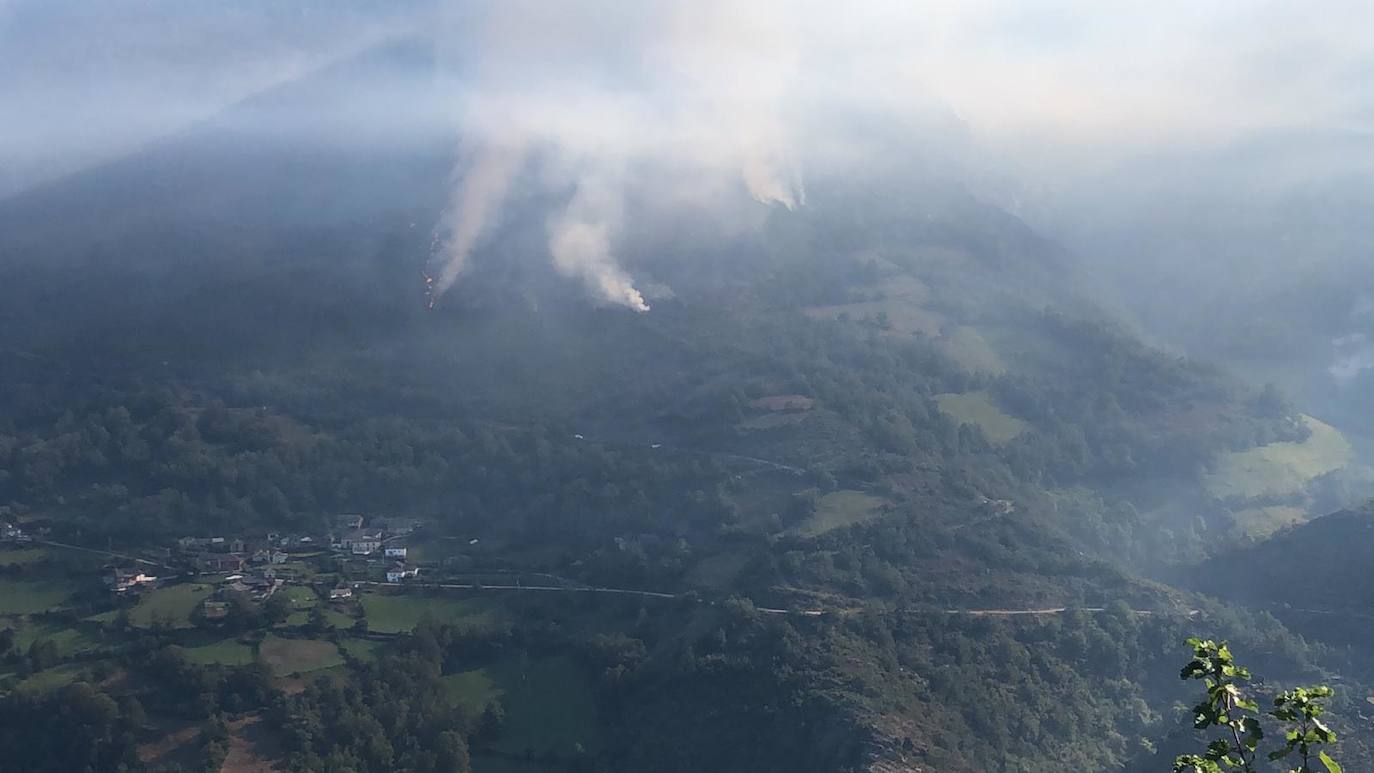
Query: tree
1174,638,1341,773
475,702,506,748
261,592,294,625
434,729,471,772
307,605,329,634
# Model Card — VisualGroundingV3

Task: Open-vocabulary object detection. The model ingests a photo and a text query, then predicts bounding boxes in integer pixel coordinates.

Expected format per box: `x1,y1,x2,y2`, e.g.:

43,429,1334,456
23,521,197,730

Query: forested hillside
2,39,1372,773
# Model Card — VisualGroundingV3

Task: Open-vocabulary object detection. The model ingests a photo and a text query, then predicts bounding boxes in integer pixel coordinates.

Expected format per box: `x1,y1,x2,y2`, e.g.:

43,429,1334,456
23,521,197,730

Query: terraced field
1205,415,1353,501
934,391,1029,444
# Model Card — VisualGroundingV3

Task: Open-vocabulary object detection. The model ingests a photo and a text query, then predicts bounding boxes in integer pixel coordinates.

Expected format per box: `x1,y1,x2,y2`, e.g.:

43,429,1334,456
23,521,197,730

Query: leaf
1319,750,1342,773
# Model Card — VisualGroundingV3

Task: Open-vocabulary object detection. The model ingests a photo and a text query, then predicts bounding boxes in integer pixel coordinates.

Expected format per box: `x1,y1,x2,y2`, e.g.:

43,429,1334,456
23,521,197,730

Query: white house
340,529,383,555
107,570,157,593
386,564,419,583
384,546,407,559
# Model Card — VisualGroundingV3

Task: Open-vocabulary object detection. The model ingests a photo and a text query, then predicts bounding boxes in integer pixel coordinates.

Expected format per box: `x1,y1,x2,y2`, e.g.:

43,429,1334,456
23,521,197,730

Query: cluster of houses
173,514,418,573
201,568,287,620
331,516,418,584
167,514,422,592
0,522,31,543
94,514,428,616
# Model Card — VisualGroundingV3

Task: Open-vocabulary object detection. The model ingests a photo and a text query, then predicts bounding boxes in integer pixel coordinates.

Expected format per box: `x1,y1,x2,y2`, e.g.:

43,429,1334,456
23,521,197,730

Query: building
251,549,289,565
334,514,365,531
107,569,157,593
384,546,408,559
199,554,246,573
220,572,282,601
202,600,230,620
340,529,383,555
379,517,423,536
386,564,419,583
176,536,210,551
328,585,354,600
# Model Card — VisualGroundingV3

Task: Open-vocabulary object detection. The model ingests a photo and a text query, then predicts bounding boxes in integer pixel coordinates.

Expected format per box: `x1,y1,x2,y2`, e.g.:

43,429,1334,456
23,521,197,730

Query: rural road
31,538,175,570
31,537,1188,621
352,579,1183,619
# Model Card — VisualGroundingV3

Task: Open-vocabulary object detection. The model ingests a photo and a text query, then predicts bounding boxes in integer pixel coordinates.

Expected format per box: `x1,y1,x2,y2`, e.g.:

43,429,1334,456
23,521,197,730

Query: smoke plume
432,143,527,295
546,160,649,312
425,0,811,309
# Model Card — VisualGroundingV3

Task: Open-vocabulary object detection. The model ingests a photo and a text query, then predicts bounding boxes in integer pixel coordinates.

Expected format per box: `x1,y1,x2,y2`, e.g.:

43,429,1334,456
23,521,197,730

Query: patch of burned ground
221,714,285,773
749,394,815,412
863,712,980,773
137,719,202,770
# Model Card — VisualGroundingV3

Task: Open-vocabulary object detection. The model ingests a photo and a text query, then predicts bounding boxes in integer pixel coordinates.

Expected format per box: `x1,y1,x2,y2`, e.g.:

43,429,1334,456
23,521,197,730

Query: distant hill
1192,501,1374,610
0,38,1334,560
2,39,1370,773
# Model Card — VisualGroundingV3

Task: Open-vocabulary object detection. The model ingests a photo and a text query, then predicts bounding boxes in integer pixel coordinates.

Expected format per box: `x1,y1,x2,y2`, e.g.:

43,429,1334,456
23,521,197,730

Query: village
94,514,440,628
0,510,615,771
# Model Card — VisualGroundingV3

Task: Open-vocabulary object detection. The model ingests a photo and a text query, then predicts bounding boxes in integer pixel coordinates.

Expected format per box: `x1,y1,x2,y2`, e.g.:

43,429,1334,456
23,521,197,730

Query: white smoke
426,0,812,308
742,155,806,209
1331,295,1374,385
1331,333,1374,385
658,0,806,210
546,160,649,312
432,142,526,295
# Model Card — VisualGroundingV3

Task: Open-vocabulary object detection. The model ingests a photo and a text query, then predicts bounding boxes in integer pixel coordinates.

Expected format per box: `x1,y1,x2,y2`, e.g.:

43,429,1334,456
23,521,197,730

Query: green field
360,593,501,634
0,579,76,615
338,637,385,661
1,619,100,657
279,585,317,608
183,638,256,666
15,663,88,693
259,635,343,676
937,326,1007,375
1230,506,1309,539
802,275,944,337
1205,415,1353,501
0,548,48,567
792,490,887,537
488,656,600,757
129,583,213,629
284,608,355,629
444,668,503,715
449,655,600,758
934,391,1029,444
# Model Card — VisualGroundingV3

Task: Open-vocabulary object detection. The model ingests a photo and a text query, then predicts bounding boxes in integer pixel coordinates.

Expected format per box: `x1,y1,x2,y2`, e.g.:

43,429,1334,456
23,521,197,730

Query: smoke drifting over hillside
6,0,1374,312
426,0,814,308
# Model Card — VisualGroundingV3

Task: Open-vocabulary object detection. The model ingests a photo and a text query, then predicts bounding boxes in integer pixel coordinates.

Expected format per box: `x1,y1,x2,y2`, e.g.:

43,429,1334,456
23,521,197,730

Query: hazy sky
0,0,429,197
6,0,1374,198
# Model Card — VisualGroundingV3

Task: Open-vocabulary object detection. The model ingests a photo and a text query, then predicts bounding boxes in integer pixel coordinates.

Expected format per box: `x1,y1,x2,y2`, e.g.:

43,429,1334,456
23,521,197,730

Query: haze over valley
2,3,1373,772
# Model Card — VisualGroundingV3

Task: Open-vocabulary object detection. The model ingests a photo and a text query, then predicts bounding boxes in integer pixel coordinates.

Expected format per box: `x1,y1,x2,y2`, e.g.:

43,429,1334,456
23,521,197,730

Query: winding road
31,537,1190,620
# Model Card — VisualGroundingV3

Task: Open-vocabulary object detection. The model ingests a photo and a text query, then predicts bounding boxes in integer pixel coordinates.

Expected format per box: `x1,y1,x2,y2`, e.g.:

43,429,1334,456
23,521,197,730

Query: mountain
1028,132,1374,456
1188,502,1374,647
1,41,1371,773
